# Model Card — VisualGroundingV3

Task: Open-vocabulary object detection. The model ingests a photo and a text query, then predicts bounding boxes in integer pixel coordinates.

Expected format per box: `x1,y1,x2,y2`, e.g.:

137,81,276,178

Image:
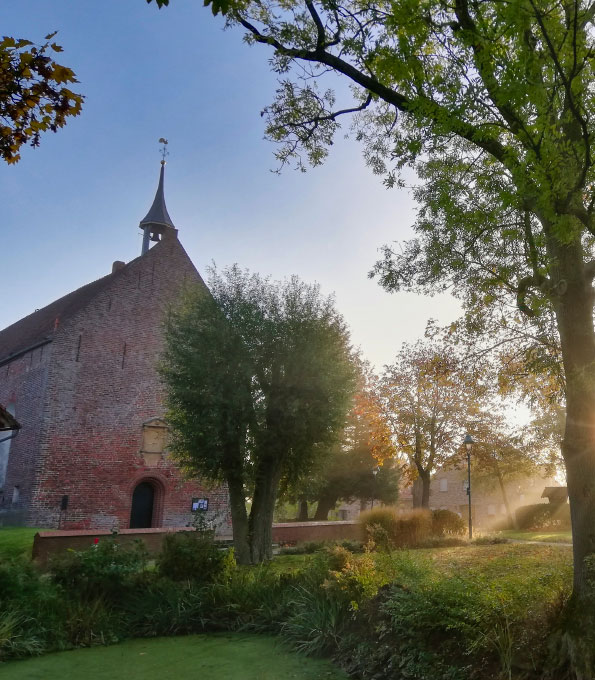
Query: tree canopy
160,266,357,562
286,376,399,519
381,340,483,508
0,33,83,164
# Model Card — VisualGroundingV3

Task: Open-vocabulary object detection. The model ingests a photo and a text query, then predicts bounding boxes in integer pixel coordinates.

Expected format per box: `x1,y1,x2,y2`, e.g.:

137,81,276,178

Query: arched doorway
129,481,155,528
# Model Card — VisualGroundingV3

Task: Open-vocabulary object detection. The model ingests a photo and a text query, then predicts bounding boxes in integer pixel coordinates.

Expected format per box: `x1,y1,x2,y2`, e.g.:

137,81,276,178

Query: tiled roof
0,264,132,364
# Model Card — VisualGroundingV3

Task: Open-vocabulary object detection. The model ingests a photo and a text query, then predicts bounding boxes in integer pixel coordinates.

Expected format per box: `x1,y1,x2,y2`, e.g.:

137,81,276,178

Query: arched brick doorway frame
128,474,167,529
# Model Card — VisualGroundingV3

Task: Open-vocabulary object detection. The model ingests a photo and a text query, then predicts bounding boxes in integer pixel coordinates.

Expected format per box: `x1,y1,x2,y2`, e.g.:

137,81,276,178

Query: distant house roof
0,404,20,431
541,486,568,504
0,257,140,366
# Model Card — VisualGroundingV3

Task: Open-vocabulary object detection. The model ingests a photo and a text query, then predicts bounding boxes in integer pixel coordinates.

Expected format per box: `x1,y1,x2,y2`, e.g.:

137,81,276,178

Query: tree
469,412,551,528
160,266,357,563
152,0,595,652
382,341,483,508
287,382,399,520
0,33,83,163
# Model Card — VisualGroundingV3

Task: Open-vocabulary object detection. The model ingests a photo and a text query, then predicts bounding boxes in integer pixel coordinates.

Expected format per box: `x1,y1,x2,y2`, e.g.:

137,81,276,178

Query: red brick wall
32,522,363,564
0,342,52,524
32,527,196,564
25,235,230,532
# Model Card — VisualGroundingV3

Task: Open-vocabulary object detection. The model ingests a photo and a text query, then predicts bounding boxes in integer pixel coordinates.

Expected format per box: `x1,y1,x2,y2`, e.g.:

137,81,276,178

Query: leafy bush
338,539,365,553
60,596,123,647
156,531,235,583
360,507,433,549
359,507,399,539
0,609,44,660
207,565,302,632
279,539,365,556
338,547,572,680
515,503,571,530
431,509,466,536
0,527,575,679
277,541,325,556
0,557,46,603
300,540,330,554
281,584,350,655
122,576,208,638
49,539,148,600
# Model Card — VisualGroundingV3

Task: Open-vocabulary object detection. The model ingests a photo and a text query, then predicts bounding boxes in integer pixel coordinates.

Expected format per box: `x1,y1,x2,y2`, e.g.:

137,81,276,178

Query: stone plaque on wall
140,418,169,466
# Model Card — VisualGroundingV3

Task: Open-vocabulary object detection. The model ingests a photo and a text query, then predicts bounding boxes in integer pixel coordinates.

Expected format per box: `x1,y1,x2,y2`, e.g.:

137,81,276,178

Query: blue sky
1,0,461,370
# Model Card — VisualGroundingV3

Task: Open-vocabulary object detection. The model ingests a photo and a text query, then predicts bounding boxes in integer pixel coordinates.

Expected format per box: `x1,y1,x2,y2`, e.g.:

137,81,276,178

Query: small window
462,479,469,491
11,486,20,505
439,478,448,492
0,403,16,488
487,504,496,516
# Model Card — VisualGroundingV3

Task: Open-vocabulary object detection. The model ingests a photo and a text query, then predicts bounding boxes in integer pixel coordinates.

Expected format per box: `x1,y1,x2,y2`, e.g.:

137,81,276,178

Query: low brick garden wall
32,527,190,564
32,521,363,563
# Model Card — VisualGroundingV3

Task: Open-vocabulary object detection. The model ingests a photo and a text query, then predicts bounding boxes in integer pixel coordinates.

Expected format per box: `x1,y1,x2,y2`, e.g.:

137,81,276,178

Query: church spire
140,139,176,255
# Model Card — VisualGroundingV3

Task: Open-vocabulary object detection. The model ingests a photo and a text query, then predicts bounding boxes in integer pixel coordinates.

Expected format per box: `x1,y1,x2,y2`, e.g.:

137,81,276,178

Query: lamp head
464,434,474,451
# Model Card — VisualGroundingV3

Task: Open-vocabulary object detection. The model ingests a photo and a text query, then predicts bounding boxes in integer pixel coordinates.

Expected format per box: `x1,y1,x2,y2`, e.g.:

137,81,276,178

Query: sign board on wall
191,498,209,512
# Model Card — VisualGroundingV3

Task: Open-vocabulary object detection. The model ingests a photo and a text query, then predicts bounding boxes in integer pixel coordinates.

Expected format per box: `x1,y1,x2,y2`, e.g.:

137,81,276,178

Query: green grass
0,527,42,560
0,634,348,680
500,529,572,543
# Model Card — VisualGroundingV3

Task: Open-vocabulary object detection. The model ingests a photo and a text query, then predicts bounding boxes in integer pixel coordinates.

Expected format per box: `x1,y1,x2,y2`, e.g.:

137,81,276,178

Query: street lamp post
371,467,379,509
464,434,474,540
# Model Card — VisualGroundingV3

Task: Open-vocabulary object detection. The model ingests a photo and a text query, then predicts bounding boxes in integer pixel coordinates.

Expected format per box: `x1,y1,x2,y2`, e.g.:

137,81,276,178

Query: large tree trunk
297,497,309,521
314,493,338,520
551,238,595,598
546,234,595,675
227,474,251,565
248,455,283,563
496,470,516,529
412,477,423,508
414,471,431,509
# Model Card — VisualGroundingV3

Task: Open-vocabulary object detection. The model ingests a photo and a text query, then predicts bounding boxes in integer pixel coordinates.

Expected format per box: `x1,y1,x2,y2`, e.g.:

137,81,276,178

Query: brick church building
0,162,229,531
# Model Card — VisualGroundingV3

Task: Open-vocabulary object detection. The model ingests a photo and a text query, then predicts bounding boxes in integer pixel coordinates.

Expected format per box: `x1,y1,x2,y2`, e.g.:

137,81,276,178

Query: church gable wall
0,342,52,525
29,238,230,532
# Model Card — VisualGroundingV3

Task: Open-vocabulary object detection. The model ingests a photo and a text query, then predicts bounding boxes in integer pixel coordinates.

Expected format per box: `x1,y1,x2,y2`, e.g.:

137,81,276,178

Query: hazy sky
1,0,462,371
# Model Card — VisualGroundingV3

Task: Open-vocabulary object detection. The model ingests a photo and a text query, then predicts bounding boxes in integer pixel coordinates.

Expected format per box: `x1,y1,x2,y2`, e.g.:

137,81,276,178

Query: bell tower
140,139,176,255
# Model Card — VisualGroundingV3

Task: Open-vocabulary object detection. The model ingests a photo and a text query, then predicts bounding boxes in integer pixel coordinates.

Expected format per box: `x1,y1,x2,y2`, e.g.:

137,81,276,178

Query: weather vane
159,137,169,165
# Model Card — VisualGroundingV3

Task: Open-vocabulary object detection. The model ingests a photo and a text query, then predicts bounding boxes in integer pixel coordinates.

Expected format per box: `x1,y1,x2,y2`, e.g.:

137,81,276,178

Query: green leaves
161,264,357,492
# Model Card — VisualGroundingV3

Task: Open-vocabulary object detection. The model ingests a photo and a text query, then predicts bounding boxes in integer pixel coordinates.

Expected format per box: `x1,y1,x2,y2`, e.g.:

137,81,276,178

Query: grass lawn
0,634,348,680
419,542,573,580
0,527,42,560
274,541,573,574
500,529,572,543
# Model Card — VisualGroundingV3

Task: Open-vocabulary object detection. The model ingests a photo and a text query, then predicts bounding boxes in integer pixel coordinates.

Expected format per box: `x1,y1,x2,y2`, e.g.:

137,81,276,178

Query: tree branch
237,13,520,171
516,273,547,317
305,0,326,48
453,0,539,155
